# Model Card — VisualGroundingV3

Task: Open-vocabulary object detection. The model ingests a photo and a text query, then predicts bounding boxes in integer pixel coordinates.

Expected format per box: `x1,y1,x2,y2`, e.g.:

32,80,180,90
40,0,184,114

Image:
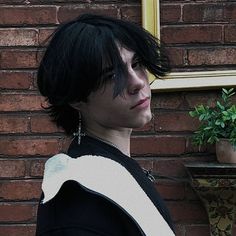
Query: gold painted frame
142,0,236,91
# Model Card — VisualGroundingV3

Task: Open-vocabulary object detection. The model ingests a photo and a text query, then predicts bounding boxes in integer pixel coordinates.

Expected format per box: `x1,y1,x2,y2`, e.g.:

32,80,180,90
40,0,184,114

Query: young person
36,14,175,236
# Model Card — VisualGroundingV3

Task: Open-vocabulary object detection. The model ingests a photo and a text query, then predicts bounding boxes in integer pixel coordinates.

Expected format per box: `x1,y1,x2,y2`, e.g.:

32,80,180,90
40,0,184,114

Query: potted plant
189,88,236,163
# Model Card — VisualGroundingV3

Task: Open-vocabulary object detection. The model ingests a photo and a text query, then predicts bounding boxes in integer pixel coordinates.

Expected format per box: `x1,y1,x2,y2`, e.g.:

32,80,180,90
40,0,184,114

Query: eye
132,60,143,69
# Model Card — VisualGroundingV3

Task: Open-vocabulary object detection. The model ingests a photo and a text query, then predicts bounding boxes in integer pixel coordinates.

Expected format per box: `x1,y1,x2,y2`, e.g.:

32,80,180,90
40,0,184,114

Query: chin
133,114,152,128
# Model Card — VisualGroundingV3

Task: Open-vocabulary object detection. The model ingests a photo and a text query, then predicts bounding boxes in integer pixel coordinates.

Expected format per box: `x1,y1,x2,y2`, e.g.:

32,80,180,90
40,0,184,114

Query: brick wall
161,0,236,72
0,1,235,236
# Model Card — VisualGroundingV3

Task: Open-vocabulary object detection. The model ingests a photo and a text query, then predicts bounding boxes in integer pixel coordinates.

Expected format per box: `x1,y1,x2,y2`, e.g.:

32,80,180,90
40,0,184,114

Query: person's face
79,47,152,130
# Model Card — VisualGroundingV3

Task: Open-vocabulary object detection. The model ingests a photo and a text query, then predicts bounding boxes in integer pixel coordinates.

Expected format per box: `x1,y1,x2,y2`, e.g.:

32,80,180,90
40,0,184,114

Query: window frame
142,0,236,91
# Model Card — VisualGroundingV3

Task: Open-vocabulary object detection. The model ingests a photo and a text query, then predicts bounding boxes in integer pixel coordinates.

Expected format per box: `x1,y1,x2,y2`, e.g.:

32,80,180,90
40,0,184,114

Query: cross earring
73,112,85,145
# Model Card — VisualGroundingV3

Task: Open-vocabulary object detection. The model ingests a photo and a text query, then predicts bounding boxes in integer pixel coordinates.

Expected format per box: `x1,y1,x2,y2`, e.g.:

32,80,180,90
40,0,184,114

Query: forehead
118,47,135,64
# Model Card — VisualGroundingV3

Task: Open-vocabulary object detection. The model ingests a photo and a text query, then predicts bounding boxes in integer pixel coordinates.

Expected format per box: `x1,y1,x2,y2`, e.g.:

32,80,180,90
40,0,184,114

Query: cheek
140,70,151,90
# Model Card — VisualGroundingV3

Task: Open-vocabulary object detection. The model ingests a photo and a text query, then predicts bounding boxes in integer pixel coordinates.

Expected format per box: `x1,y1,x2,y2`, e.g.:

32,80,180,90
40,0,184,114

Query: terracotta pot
216,139,236,164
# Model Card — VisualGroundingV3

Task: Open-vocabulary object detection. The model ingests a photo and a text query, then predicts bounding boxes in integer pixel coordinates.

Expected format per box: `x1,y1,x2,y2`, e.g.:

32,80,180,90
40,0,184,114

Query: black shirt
36,136,174,236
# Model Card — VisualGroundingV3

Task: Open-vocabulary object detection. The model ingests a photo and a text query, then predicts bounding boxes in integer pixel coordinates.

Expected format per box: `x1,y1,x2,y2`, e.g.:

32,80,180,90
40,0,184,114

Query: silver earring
73,112,85,145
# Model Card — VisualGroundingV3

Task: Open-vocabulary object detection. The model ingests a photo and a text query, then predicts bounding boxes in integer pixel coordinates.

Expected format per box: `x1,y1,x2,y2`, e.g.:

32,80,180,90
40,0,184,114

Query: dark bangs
73,14,170,97
70,24,128,98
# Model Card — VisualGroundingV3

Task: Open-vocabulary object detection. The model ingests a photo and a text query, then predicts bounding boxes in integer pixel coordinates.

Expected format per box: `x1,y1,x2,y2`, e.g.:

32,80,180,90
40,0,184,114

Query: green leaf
199,114,205,121
204,127,212,130
188,88,236,147
217,101,225,110
189,111,196,117
222,88,229,94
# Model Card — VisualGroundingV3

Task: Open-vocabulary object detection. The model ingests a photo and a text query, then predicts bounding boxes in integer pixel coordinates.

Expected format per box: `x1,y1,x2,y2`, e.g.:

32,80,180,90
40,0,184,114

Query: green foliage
189,88,236,148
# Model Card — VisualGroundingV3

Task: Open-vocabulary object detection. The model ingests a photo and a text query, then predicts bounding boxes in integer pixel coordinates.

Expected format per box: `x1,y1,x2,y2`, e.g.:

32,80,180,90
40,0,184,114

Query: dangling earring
73,112,85,145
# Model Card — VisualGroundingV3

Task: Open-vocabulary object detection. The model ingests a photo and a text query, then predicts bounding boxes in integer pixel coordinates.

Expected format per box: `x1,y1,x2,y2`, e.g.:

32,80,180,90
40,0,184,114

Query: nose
127,68,146,95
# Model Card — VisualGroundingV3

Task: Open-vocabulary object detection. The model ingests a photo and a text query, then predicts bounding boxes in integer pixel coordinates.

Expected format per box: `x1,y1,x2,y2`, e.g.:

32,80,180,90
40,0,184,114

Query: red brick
161,4,181,23
0,225,36,236
185,91,219,109
188,48,236,66
58,5,118,23
225,25,236,43
164,47,185,66
0,0,25,3
0,225,35,236
30,0,90,2
30,159,46,177
162,25,222,44
38,27,56,46
155,112,199,132
133,120,153,132
0,50,41,69
0,160,25,178
87,0,132,1
0,203,36,222
185,225,210,236
0,71,34,90
0,28,38,46
0,6,57,25
120,5,141,24
93,0,137,1
151,93,185,110
131,136,186,155
136,159,153,171
185,184,200,201
0,115,29,133
224,3,236,22
30,115,63,133
167,201,208,223
174,225,185,236
0,180,41,200
0,94,46,112
155,181,185,200
183,4,224,23
0,138,60,156
152,158,187,178
61,136,72,153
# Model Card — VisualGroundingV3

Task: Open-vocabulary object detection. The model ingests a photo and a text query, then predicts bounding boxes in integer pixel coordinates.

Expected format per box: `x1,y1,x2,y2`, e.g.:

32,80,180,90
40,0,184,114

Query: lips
130,97,150,110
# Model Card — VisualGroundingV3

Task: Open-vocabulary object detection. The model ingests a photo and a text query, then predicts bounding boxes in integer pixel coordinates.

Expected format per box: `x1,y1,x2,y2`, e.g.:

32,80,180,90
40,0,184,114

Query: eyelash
132,60,143,69
102,59,143,80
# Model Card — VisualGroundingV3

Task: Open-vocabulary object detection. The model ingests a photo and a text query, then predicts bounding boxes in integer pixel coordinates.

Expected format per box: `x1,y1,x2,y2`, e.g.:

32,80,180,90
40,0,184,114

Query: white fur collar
41,154,175,236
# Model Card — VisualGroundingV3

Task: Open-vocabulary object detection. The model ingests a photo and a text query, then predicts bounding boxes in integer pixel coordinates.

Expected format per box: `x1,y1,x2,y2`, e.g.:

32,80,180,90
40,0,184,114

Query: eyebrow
100,52,140,77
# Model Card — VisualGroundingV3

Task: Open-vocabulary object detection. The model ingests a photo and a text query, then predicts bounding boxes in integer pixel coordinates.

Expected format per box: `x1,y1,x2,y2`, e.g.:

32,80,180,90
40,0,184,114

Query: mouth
130,97,150,110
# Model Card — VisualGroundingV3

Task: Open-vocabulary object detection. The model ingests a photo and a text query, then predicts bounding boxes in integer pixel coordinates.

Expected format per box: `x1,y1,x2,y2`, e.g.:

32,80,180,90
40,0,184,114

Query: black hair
37,14,170,135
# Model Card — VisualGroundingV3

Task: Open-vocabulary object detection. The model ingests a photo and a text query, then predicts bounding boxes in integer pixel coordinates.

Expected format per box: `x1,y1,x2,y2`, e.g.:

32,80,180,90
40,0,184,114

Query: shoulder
41,154,132,203
37,180,141,236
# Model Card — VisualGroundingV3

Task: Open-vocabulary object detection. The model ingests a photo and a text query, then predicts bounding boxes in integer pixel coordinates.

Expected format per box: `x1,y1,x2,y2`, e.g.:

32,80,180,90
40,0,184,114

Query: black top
36,136,174,236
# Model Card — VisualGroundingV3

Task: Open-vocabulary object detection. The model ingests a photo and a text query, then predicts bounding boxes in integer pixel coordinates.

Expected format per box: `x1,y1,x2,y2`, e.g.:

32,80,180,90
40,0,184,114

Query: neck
85,127,132,157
